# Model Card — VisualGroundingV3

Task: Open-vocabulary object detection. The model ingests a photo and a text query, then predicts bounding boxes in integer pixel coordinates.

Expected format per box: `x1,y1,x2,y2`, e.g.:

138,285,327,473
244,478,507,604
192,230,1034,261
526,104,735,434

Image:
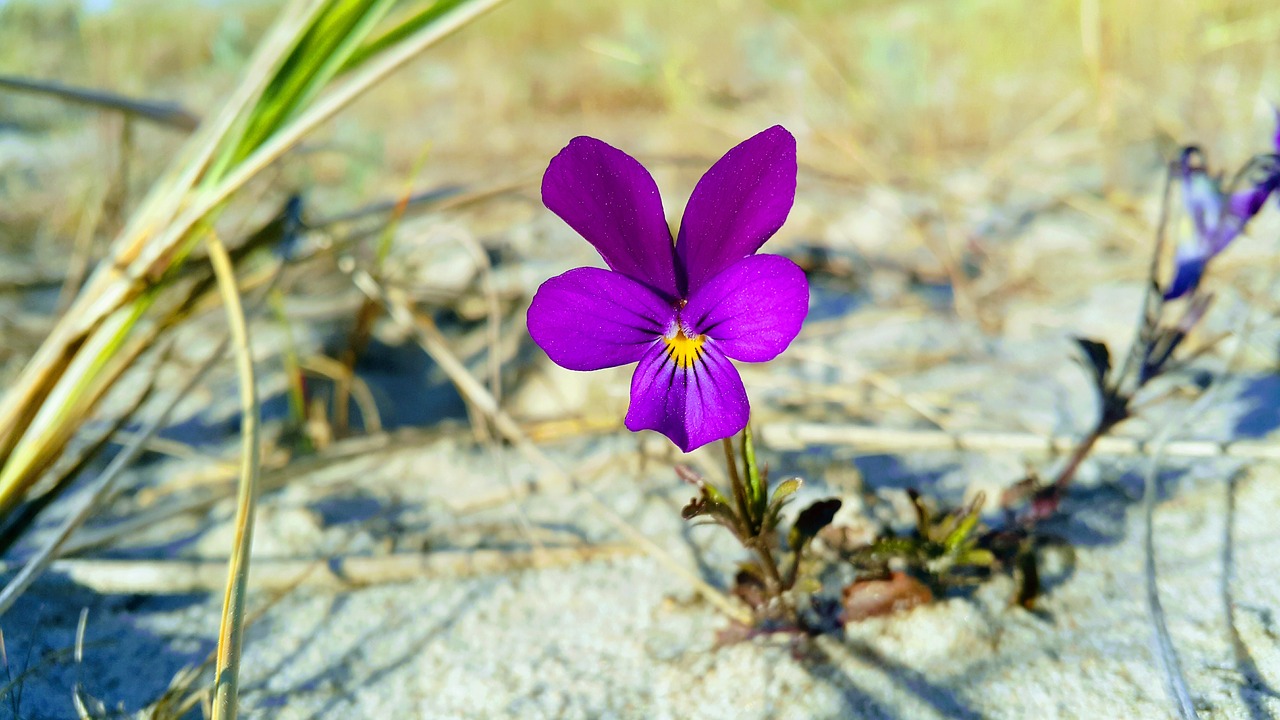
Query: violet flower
526,126,808,452
1166,142,1280,300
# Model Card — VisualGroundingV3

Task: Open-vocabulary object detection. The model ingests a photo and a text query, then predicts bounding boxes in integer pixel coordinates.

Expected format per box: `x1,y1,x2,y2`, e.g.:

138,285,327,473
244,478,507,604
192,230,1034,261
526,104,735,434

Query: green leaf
770,478,802,505
942,492,986,552
956,548,996,567
907,489,931,535
342,0,474,72
762,477,802,534
210,0,399,182
740,424,767,529
679,469,743,538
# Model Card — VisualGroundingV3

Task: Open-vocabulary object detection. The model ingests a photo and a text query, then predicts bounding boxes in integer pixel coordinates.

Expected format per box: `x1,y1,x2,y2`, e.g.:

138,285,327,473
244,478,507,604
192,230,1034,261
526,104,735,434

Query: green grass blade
341,0,472,72
211,0,399,179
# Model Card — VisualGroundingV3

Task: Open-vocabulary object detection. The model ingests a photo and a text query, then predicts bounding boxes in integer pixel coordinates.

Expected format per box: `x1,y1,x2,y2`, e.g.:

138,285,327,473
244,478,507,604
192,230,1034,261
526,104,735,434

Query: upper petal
1226,161,1280,225
1180,149,1222,239
1273,105,1280,153
624,341,749,452
676,126,797,293
681,254,809,362
527,267,675,371
1227,185,1270,221
542,137,680,298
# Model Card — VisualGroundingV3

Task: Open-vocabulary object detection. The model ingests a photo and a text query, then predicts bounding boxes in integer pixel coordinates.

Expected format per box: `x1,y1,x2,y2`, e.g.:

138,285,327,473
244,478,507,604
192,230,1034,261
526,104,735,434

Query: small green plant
679,429,841,628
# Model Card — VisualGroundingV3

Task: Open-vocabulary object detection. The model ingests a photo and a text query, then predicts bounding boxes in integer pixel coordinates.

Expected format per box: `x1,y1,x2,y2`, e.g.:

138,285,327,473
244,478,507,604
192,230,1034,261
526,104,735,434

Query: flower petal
624,341,748,452
681,254,808,362
1180,149,1222,239
1227,186,1270,222
527,267,675,371
542,137,680,298
676,125,797,293
1227,165,1280,227
1164,250,1207,301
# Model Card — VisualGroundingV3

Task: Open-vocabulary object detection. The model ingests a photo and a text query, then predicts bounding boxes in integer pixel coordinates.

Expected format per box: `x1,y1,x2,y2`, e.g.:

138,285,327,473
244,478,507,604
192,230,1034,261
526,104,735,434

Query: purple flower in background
527,126,808,452
1166,127,1280,300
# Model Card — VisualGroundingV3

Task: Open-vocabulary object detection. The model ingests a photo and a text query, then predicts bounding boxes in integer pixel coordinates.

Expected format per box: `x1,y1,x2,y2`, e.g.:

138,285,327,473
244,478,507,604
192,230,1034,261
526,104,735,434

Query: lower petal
624,341,749,452
1164,253,1207,300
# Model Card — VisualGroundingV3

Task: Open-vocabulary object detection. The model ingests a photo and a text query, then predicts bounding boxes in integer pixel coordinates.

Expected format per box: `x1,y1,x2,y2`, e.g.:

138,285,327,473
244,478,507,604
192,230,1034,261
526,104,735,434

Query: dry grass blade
1138,203,1280,719
0,0,508,528
0,0,328,515
0,545,640,595
0,23,526,708
1140,410,1203,720
114,0,511,307
206,232,261,720
0,336,226,618
762,422,1280,461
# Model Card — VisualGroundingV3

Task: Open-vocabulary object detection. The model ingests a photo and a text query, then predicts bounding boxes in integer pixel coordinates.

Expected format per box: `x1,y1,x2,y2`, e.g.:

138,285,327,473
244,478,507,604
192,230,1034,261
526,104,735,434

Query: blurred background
5,0,1280,349
3,0,1280,717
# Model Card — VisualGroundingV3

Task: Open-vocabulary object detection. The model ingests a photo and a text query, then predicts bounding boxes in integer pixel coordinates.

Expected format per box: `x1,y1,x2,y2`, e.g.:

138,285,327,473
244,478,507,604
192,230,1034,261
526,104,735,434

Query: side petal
676,125,797,293
542,136,680,298
1223,162,1280,248
624,341,748,453
681,254,808,362
527,268,674,371
1227,182,1273,221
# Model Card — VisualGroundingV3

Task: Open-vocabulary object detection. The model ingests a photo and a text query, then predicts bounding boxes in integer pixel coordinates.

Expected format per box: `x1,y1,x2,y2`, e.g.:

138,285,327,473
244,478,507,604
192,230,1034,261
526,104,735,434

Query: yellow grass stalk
205,231,261,720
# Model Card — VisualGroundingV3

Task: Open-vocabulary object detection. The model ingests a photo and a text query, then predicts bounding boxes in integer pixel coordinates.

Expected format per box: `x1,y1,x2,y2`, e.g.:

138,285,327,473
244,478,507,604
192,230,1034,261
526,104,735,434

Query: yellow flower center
663,327,707,369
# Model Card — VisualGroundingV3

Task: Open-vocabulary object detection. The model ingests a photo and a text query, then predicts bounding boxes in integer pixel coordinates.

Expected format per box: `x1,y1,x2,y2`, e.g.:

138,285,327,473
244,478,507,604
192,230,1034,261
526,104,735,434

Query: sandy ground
8,418,1280,720
7,235,1280,718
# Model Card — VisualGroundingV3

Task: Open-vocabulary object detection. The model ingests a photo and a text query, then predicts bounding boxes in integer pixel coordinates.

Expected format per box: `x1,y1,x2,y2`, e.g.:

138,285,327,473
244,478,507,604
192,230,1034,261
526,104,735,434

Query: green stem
740,424,764,529
722,437,750,528
723,434,789,617
754,537,786,597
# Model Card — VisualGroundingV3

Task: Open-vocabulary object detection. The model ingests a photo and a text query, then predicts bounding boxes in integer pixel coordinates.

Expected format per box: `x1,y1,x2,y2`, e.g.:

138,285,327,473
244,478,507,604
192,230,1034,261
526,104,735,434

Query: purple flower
526,126,808,452
1166,145,1280,300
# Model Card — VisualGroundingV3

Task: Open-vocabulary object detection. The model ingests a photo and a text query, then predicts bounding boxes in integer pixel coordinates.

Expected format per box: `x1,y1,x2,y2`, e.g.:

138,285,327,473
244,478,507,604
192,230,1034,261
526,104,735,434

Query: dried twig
0,74,200,130
4,545,639,595
761,422,1280,460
